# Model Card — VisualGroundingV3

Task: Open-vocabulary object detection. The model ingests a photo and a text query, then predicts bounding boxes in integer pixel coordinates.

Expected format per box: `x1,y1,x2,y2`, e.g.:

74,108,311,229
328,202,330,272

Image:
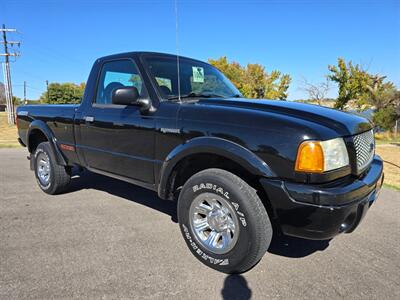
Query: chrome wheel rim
189,193,239,254
37,152,51,186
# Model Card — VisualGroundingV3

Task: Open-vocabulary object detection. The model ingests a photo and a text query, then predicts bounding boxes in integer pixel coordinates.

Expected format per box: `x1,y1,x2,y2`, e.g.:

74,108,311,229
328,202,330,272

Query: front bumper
261,155,384,240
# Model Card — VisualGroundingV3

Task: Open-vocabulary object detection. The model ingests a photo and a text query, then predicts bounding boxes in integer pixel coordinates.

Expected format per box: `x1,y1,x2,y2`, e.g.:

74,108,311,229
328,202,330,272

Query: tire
177,168,273,274
33,142,71,195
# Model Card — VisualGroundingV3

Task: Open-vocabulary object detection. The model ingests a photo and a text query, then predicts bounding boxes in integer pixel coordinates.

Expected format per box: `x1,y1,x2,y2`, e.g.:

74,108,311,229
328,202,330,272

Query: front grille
352,129,375,173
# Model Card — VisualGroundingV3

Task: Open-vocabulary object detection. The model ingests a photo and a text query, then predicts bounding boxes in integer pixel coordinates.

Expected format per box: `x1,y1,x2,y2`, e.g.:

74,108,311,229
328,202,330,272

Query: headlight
295,138,349,173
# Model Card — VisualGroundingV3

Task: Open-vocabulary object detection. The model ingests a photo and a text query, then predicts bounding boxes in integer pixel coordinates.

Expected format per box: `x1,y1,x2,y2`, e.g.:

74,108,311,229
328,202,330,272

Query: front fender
27,120,67,166
157,136,276,199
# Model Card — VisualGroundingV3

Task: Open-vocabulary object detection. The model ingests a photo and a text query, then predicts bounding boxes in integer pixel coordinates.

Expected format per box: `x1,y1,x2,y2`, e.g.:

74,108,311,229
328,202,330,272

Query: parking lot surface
1,148,399,299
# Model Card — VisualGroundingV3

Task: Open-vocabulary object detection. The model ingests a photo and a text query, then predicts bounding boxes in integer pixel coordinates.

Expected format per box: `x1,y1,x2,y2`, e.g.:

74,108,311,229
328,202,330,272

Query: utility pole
1,24,20,125
23,80,26,104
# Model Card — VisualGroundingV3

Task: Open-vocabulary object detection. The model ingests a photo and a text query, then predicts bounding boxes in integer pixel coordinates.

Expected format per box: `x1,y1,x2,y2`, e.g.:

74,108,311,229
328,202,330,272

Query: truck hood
197,98,373,136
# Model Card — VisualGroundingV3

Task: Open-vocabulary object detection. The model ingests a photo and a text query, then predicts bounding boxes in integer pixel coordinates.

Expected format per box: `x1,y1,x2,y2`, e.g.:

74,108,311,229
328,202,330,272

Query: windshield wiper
168,92,225,101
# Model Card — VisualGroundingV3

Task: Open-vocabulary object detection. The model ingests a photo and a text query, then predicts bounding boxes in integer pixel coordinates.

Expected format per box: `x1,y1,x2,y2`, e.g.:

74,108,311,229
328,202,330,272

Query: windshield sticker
192,66,205,83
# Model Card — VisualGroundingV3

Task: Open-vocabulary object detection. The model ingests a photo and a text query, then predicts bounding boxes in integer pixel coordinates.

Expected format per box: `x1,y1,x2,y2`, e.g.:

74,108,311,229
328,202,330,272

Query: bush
373,106,397,131
40,82,85,104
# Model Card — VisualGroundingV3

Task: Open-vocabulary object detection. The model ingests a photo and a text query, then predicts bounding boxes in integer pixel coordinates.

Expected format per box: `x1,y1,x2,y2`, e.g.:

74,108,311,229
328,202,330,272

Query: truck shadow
68,169,330,258
68,169,178,222
268,235,330,258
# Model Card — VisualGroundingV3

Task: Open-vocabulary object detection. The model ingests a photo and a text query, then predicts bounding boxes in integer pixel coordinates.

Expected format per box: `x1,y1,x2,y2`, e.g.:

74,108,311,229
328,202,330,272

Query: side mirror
112,86,140,105
112,86,153,113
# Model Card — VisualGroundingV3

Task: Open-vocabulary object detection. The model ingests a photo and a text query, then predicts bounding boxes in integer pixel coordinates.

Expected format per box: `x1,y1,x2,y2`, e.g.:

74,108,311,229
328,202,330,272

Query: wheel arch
27,120,67,166
157,137,276,200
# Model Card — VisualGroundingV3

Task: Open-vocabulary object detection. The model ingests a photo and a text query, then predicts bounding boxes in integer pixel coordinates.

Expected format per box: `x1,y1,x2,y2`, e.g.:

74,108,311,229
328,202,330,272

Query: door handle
84,116,95,123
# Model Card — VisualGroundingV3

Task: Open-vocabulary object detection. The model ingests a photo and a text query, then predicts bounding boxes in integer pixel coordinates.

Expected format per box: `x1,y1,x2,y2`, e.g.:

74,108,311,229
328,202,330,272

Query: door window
95,60,146,105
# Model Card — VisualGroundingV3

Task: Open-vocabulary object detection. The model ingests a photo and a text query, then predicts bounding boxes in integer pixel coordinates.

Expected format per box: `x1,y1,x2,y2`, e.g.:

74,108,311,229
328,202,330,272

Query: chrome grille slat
352,129,375,173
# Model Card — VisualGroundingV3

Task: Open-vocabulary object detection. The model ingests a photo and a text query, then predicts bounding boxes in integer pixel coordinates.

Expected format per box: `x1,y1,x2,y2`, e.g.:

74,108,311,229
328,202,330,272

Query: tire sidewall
34,143,56,194
178,172,262,272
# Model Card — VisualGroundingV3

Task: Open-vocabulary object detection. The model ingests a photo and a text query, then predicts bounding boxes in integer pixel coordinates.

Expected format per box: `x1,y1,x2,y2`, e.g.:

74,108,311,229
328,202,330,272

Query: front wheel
34,142,71,195
177,168,273,273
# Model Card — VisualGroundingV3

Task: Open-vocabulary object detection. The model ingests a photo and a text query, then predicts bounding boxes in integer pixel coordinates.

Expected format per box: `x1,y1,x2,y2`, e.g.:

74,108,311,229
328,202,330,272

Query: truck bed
17,104,79,149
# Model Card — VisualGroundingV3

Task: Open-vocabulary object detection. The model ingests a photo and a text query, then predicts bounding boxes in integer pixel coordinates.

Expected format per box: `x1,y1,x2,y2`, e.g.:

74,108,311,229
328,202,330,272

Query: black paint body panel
261,156,383,239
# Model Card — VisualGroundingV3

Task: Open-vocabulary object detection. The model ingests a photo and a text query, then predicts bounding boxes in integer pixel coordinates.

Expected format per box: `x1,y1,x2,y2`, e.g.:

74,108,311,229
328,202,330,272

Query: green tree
328,58,399,130
328,58,372,109
208,56,291,100
12,96,22,106
362,75,397,110
276,74,291,100
367,85,400,131
375,88,400,130
373,106,397,131
242,63,267,98
208,56,245,91
40,82,85,104
0,83,21,106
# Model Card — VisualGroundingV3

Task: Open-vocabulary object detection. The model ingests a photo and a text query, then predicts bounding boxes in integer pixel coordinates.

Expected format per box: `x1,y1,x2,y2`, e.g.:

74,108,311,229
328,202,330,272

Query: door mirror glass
112,86,140,105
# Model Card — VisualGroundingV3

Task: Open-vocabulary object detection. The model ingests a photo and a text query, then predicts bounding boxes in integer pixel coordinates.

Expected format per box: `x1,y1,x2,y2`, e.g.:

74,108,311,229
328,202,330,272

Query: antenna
174,0,181,102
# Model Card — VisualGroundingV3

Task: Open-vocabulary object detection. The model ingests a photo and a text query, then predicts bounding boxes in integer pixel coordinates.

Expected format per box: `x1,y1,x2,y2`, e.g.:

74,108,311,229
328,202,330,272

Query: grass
375,131,400,145
383,183,400,192
0,112,20,148
375,144,400,190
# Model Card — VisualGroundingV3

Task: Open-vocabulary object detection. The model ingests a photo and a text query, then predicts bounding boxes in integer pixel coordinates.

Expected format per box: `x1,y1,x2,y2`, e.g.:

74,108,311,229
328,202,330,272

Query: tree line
0,82,85,106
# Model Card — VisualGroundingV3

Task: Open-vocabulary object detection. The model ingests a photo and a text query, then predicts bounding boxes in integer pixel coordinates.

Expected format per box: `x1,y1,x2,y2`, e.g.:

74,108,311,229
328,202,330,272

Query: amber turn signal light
295,141,324,173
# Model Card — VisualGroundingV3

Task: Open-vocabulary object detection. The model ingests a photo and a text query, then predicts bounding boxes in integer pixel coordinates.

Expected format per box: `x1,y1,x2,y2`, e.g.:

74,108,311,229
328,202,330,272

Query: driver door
76,59,155,184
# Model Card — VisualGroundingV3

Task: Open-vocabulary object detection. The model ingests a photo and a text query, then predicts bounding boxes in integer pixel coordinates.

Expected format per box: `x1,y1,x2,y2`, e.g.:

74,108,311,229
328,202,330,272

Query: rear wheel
34,142,71,194
178,168,273,273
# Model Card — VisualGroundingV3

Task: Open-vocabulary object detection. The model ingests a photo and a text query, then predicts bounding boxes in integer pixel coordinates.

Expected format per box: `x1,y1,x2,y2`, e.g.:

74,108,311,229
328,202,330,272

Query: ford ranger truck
16,52,384,274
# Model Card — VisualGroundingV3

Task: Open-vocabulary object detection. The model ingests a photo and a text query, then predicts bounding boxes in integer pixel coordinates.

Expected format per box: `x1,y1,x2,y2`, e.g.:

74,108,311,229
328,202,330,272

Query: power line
1,24,20,125
26,84,43,91
17,31,86,66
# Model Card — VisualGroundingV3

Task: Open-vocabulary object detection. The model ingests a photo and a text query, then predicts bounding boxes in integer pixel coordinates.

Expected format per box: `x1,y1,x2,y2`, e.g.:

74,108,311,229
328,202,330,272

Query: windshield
144,55,242,100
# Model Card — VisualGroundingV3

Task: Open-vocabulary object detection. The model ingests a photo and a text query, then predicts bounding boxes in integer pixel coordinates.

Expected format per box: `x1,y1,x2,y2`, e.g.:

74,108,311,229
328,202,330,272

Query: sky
1,0,399,101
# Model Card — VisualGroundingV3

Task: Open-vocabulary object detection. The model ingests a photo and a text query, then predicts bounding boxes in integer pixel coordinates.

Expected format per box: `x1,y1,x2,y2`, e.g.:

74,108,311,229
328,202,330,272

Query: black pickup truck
17,52,384,273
